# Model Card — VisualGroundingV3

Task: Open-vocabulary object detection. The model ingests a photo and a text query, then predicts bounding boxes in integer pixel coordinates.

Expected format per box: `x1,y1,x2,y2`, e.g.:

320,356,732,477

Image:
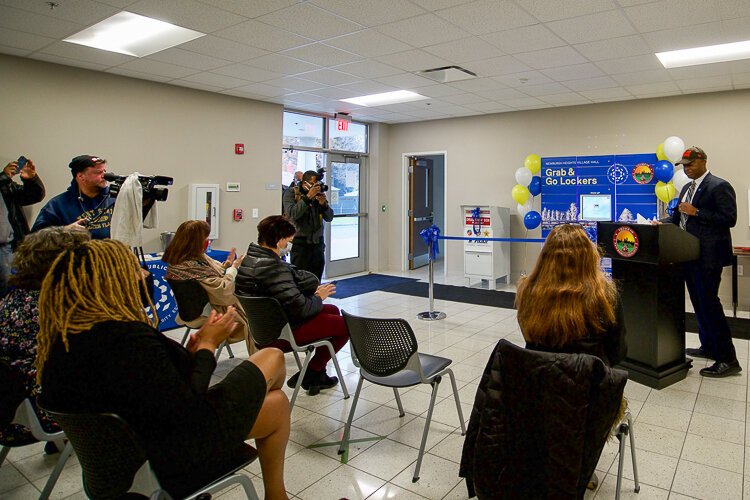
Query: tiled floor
3,269,750,499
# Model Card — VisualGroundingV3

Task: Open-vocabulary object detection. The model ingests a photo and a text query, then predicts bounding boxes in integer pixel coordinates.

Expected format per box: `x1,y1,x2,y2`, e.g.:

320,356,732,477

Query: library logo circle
613,226,639,258
632,163,654,184
607,164,628,184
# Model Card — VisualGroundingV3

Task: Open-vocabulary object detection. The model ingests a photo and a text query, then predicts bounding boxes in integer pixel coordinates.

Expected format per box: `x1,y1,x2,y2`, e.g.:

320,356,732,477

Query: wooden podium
598,222,699,389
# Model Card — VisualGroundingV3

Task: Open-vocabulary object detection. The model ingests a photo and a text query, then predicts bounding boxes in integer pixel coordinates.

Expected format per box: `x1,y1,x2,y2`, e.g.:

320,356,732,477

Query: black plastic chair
339,310,466,482
44,410,259,499
168,278,233,360
235,295,349,411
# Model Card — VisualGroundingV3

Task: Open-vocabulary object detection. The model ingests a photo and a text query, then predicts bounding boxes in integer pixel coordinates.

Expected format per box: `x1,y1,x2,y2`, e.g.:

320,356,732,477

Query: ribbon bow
420,225,441,261
471,207,482,235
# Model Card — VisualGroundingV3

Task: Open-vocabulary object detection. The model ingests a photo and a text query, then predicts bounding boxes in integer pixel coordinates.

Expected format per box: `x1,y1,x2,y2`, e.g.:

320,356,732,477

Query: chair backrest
167,279,210,323
234,295,290,347
44,410,148,499
341,311,418,377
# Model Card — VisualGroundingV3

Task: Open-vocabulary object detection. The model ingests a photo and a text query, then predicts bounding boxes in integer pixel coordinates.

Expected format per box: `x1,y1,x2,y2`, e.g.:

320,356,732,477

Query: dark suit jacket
668,172,736,269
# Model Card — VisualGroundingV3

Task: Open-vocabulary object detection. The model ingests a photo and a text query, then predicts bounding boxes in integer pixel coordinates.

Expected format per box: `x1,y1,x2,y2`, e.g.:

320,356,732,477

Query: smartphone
17,156,28,169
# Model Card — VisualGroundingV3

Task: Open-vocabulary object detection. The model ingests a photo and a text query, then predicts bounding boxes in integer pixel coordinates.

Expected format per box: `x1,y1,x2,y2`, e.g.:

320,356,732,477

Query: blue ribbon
471,207,482,235
420,225,441,261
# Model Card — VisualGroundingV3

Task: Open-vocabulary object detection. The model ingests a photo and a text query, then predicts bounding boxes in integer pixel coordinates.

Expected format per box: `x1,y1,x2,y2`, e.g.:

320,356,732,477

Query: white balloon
672,168,690,193
517,200,533,217
515,167,533,187
663,136,685,163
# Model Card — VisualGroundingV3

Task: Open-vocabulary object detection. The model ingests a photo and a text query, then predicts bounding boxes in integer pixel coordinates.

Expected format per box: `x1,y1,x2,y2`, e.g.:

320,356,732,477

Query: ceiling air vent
419,66,477,83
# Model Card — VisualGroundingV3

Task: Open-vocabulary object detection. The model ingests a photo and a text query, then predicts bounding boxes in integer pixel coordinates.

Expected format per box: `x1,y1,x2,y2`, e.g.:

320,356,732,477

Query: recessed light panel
656,40,750,68
340,90,428,107
64,12,205,57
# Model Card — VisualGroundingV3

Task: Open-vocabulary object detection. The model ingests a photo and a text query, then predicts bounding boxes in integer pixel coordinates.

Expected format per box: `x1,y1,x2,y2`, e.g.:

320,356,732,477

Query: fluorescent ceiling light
341,90,428,107
64,12,205,57
656,40,750,68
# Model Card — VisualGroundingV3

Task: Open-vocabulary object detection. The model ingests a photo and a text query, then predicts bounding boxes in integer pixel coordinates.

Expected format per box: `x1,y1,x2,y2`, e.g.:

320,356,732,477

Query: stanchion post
417,239,446,321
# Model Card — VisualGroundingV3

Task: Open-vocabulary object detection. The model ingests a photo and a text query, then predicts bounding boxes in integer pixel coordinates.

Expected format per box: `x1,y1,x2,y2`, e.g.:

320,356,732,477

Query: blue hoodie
32,180,115,240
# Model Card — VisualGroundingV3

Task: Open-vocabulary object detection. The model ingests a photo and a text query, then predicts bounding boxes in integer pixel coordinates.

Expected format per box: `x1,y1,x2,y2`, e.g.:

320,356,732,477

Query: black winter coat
0,172,45,250
459,340,627,500
235,243,322,327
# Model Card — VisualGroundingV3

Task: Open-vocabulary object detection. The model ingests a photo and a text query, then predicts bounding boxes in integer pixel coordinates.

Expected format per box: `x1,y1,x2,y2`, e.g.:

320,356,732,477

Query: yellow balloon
524,154,541,175
656,143,668,161
512,184,531,205
654,181,675,203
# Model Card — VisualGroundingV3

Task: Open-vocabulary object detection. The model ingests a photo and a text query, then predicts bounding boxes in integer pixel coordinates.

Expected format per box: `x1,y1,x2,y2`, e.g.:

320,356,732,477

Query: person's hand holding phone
19,158,36,180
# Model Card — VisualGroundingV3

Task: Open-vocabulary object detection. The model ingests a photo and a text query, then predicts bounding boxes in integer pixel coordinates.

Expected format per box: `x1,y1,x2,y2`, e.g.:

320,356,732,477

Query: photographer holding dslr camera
282,169,333,280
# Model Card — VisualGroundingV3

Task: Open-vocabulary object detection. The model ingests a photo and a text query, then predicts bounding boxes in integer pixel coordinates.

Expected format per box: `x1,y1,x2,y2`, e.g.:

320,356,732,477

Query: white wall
0,54,283,253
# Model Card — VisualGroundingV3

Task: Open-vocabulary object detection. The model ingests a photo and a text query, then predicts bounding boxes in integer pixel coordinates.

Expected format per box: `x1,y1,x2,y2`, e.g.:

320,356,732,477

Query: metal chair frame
614,410,640,499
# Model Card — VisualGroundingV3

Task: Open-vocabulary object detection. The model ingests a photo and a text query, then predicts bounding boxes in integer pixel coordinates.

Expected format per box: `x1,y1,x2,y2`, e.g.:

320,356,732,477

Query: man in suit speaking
668,146,740,377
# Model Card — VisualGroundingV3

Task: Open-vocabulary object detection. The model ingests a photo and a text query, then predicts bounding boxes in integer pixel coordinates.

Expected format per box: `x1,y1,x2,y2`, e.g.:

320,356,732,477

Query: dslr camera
104,172,174,202
301,167,328,193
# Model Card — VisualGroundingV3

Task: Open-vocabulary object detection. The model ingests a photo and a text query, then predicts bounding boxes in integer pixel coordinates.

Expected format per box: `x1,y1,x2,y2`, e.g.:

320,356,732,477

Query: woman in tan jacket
163,220,255,353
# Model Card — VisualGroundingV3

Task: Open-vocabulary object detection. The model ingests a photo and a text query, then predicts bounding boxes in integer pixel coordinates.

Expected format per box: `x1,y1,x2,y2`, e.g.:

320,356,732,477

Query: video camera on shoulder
104,172,174,202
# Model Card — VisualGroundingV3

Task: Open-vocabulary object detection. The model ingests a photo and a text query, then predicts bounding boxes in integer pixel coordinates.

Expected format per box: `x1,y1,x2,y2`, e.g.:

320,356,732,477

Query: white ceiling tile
403,108,451,119
514,46,588,70
730,59,750,73
308,86,360,99
179,71,252,88
230,82,287,97
146,47,231,71
667,61,734,80
612,69,672,86
245,53,320,75
180,36,268,63
282,43,361,66
0,5,84,38
475,87,529,100
215,20,312,52
0,27,55,52
0,45,31,56
676,74,733,90
39,41,134,66
258,77,326,92
257,3,363,41
376,14,469,47
481,24,566,54
211,64,282,82
716,0,750,19
732,72,750,86
412,0,474,8
196,0,298,18
462,101,513,112
115,58,198,79
425,104,474,115
296,69,362,85
615,0,658,6
720,17,750,43
439,93,487,104
546,10,637,44
642,21,727,52
624,0,721,33
219,88,268,101
681,85,733,95
280,92,326,104
445,77,503,92
375,49,452,72
127,0,247,33
624,81,681,96
538,92,591,105
106,67,171,82
518,82,574,96
333,60,402,79
579,87,632,99
3,0,119,24
492,71,554,87
415,84,466,97
30,52,110,71
423,37,504,63
573,34,652,61
311,0,425,27
515,0,619,22
500,96,547,108
338,81,399,95
563,76,619,91
170,79,224,92
595,54,663,75
541,63,606,81
437,0,536,35
324,30,411,58
375,72,439,88
462,55,532,76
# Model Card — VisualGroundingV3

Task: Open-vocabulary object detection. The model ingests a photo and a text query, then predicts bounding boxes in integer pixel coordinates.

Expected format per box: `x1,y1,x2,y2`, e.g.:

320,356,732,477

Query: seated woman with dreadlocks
37,239,291,500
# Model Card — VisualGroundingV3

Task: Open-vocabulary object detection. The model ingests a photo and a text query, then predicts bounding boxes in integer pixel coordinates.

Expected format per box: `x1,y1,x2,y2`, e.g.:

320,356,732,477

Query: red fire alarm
235,144,244,154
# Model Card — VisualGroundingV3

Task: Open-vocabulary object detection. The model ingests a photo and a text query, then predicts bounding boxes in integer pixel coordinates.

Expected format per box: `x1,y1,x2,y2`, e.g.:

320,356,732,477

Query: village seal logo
632,163,654,184
613,226,639,258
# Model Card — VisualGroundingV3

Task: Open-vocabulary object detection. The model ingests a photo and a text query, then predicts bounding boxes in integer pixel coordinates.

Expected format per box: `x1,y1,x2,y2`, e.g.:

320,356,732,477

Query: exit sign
337,120,349,131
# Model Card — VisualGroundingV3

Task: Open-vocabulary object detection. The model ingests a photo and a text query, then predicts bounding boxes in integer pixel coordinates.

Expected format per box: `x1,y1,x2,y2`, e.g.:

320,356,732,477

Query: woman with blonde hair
37,239,290,499
515,223,626,367
162,219,254,353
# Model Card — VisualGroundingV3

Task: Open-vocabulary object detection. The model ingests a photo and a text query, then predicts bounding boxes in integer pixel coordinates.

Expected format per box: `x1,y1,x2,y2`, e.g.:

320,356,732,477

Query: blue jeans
0,243,12,298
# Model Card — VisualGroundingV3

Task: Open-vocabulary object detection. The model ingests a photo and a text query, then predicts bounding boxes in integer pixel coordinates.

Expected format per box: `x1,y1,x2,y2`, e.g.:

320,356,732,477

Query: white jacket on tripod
111,173,158,247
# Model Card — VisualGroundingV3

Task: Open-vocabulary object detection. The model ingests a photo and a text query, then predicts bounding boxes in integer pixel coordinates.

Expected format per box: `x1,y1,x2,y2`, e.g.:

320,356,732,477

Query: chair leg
215,340,226,360
627,413,640,493
225,343,235,359
413,378,441,483
236,473,260,500
290,349,313,412
180,327,191,346
338,376,364,456
447,369,466,435
0,445,10,467
292,351,303,370
392,388,405,417
324,341,350,399
39,440,74,500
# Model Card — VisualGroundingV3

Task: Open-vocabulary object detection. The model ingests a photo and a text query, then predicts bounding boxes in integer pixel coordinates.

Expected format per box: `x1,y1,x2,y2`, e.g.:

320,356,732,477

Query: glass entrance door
324,155,366,277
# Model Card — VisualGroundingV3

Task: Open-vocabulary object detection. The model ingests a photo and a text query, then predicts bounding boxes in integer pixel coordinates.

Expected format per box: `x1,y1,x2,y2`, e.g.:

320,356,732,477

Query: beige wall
385,90,750,304
0,54,283,253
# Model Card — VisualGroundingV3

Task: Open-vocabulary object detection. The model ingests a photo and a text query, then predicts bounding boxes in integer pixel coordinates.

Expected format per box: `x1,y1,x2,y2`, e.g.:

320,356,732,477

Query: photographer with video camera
282,169,333,280
32,155,114,239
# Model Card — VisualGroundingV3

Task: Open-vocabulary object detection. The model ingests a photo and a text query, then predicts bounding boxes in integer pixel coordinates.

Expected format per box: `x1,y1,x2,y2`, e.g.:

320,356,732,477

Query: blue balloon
524,210,541,230
528,176,541,197
667,198,679,215
654,160,674,183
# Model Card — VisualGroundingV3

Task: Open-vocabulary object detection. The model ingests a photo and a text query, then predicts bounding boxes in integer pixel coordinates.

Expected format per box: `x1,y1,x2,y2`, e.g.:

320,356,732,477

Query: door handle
413,216,433,222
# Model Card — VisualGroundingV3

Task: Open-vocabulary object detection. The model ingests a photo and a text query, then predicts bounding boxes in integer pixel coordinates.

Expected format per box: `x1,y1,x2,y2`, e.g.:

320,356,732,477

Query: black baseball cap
675,146,707,165
69,155,106,176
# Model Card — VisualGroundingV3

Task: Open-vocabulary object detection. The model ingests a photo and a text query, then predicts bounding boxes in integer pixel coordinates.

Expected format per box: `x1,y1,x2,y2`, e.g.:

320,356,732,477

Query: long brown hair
515,224,617,348
36,239,156,382
162,220,210,265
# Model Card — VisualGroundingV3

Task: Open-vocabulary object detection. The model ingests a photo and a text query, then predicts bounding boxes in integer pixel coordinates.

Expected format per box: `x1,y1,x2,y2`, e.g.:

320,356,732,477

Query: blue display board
540,153,658,239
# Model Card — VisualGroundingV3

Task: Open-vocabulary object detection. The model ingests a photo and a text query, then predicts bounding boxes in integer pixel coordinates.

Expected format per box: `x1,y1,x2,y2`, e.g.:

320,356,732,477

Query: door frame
401,150,448,274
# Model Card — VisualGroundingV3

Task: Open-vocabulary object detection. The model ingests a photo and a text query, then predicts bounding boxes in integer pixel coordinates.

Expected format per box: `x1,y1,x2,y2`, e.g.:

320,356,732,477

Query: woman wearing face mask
236,215,348,395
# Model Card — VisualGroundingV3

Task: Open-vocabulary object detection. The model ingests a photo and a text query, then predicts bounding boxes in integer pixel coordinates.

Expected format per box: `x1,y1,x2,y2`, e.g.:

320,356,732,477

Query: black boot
301,369,338,394
286,371,301,389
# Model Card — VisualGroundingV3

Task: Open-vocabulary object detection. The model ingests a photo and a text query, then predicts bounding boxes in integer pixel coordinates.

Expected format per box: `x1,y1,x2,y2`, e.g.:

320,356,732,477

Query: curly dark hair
10,227,92,290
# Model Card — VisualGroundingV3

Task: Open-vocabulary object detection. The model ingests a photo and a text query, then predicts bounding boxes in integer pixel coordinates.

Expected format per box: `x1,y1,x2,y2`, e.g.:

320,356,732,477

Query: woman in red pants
236,215,348,395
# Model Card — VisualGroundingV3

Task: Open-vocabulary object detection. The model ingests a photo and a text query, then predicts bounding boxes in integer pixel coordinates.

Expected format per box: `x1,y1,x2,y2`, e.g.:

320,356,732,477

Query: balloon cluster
654,136,690,205
512,154,542,230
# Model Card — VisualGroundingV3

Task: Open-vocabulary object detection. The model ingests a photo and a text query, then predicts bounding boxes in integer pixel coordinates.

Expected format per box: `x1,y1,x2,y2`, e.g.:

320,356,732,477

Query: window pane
282,150,324,187
328,161,359,215
328,120,367,153
283,112,323,148
330,216,359,261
